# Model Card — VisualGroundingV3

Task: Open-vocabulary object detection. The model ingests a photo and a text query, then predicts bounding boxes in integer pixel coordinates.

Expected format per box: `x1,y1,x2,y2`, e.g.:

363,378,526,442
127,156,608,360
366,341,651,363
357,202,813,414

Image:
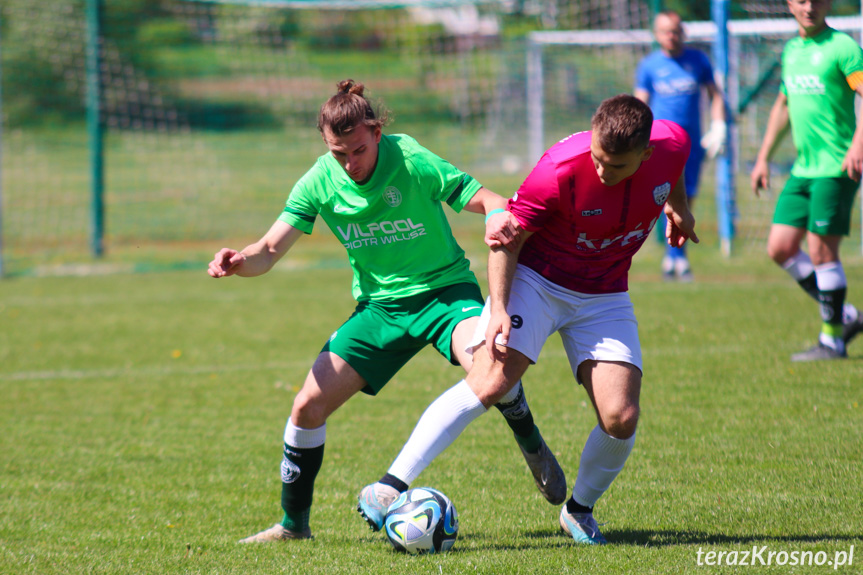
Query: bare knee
766,225,805,265
580,360,640,439
471,380,512,408
289,353,366,429
601,404,639,439
766,242,795,265
465,366,511,407
465,347,530,408
807,234,841,266
291,389,328,429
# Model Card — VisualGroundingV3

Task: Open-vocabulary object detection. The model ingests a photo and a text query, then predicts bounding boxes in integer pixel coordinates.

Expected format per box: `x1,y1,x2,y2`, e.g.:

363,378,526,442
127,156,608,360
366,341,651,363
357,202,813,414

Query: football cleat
843,315,863,345
559,508,607,545
238,523,312,543
357,482,400,532
518,437,567,505
790,343,847,362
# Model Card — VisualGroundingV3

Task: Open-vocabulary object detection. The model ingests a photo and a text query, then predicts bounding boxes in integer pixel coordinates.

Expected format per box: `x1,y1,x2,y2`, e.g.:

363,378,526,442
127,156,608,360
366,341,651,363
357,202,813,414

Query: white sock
496,380,522,404
815,262,848,353
572,425,635,508
818,332,844,351
284,418,326,448
814,261,846,292
387,380,487,485
844,303,859,325
781,251,814,281
782,254,857,324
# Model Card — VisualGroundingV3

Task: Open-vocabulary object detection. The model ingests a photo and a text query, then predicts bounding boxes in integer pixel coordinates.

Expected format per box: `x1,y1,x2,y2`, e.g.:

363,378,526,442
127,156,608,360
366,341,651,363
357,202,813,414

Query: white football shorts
469,264,642,381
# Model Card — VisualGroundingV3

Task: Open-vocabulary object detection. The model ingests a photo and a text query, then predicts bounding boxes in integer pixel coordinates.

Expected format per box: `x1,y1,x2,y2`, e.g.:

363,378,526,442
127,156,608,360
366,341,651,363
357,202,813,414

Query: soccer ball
384,487,458,554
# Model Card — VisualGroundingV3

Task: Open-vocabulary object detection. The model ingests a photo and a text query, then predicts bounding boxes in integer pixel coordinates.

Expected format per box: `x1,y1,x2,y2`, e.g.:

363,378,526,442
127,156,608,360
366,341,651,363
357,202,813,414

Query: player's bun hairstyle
317,79,390,136
591,94,653,155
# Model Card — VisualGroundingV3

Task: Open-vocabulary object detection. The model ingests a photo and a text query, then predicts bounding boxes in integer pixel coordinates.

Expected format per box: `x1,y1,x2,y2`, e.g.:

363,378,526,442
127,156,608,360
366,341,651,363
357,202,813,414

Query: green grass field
2,230,862,574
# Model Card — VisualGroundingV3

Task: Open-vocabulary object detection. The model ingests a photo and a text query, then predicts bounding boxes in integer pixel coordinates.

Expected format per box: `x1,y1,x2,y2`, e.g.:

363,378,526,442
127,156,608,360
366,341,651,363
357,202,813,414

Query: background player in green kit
207,79,565,541
750,0,863,361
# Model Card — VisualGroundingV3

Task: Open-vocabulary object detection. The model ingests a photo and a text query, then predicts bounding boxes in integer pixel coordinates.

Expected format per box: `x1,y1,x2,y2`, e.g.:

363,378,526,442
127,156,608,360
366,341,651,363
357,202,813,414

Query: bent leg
791,173,860,354
280,352,367,532
452,315,543,452
570,360,640,509
579,360,640,439
386,346,531,485
767,223,806,266
772,232,858,348
466,341,533,407
291,351,368,428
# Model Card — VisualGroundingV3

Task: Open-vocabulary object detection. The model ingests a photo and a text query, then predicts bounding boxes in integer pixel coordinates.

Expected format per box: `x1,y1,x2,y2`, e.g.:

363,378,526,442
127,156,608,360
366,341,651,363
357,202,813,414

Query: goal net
0,0,512,276
3,0,861,276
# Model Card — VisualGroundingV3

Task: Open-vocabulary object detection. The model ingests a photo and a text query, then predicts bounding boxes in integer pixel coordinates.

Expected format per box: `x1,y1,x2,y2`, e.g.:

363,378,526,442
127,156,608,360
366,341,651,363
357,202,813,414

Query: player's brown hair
591,94,653,155
317,79,390,136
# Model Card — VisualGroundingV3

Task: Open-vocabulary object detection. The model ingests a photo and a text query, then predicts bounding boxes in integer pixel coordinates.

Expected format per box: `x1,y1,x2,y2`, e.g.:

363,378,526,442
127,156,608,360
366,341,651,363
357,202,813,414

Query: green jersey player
207,80,565,541
751,0,863,361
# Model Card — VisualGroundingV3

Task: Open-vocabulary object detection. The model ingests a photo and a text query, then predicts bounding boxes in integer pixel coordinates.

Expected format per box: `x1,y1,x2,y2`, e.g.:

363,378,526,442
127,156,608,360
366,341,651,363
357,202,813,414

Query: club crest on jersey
383,186,402,207
652,182,671,205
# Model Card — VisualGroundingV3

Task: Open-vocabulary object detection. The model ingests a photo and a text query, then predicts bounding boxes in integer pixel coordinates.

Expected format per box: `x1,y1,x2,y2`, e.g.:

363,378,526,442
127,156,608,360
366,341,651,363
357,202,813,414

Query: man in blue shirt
635,9,726,281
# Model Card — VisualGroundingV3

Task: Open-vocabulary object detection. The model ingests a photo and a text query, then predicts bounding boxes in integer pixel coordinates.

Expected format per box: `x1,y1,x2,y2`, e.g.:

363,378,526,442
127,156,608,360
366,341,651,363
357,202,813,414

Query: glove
701,120,727,159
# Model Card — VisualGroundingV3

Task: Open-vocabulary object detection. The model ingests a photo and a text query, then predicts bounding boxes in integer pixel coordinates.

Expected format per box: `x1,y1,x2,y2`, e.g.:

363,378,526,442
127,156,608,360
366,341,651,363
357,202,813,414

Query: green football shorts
773,175,859,236
321,282,484,396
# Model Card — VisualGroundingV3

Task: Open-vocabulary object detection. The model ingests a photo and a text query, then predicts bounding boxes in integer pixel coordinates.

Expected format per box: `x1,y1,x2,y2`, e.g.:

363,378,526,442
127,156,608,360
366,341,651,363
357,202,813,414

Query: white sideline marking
0,361,309,382
0,345,749,383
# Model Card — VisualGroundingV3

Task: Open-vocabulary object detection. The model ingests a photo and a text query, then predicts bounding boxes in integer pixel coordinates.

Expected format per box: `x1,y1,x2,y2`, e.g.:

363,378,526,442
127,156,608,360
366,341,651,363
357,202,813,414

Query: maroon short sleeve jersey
508,120,690,294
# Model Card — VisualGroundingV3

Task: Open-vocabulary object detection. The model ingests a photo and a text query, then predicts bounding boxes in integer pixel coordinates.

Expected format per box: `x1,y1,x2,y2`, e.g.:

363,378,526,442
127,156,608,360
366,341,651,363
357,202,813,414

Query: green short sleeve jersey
278,134,482,301
780,27,863,177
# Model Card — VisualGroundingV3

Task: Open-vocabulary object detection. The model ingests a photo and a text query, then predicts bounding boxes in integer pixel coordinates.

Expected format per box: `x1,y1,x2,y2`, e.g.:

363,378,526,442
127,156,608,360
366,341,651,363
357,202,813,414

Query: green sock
281,508,310,532
820,321,844,351
797,272,820,301
494,385,542,452
818,287,846,351
515,425,542,453
279,443,325,532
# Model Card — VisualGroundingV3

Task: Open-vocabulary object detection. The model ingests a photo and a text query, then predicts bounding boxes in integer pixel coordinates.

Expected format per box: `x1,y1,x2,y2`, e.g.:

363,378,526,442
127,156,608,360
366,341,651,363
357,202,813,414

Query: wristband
485,208,506,224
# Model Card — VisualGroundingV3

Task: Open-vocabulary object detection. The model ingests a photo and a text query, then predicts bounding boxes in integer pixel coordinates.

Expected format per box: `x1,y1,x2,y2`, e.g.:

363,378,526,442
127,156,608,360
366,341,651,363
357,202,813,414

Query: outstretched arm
207,220,303,278
484,230,532,360
750,92,790,197
664,177,699,248
463,186,506,214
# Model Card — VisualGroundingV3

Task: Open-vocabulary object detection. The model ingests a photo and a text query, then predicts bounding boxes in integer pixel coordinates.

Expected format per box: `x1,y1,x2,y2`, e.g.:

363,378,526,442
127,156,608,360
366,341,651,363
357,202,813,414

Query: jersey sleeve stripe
847,71,863,91
282,206,316,224
445,178,465,206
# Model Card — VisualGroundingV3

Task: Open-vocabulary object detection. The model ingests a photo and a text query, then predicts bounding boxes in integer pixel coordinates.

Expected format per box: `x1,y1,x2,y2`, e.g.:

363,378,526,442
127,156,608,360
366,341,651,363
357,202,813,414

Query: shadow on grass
594,529,862,547
447,529,862,552
445,531,573,552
